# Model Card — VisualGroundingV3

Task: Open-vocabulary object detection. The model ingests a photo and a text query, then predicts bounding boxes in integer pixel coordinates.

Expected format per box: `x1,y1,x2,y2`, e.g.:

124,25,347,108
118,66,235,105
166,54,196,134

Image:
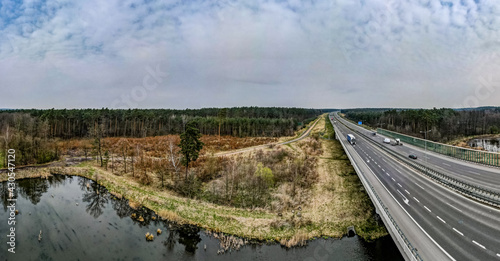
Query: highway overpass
330,112,500,261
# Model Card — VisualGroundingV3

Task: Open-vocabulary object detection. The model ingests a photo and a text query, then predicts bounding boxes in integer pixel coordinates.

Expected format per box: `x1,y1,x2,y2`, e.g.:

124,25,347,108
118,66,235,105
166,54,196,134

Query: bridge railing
377,128,500,167
333,123,423,261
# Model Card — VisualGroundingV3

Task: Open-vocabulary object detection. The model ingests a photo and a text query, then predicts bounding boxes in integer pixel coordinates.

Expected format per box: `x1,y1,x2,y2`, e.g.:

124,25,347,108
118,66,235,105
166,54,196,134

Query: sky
1,0,500,109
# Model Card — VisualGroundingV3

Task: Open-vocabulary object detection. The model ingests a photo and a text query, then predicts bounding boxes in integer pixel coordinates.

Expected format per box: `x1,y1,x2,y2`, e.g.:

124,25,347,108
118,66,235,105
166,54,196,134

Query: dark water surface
0,176,403,261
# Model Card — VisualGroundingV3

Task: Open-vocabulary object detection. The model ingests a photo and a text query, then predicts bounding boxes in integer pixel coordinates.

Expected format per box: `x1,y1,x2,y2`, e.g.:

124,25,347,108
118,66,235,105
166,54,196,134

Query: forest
1,107,322,138
342,107,500,142
0,107,325,166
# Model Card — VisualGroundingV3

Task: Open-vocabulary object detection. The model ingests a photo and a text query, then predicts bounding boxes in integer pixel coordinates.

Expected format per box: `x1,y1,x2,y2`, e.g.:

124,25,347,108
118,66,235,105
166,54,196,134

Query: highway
338,116,500,192
331,112,500,261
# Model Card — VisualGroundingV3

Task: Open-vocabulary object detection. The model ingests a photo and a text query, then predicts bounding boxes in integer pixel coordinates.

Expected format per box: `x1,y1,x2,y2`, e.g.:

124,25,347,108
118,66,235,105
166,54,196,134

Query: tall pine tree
179,121,204,180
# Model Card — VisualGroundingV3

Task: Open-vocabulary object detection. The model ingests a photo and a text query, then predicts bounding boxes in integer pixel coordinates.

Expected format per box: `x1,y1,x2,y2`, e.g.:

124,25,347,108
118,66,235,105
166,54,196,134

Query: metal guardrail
333,122,423,261
337,117,500,208
377,128,500,167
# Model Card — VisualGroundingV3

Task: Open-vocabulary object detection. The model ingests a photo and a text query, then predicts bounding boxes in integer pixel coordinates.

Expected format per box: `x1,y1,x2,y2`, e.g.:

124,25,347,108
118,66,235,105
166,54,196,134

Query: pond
0,175,403,261
468,137,500,153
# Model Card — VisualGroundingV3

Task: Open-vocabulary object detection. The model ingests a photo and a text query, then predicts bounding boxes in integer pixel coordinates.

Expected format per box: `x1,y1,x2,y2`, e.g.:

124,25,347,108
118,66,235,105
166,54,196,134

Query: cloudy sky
1,0,500,109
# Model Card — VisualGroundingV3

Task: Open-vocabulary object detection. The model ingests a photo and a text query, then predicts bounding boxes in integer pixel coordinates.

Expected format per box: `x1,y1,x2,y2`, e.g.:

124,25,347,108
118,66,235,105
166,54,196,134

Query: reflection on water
468,138,500,153
0,176,403,260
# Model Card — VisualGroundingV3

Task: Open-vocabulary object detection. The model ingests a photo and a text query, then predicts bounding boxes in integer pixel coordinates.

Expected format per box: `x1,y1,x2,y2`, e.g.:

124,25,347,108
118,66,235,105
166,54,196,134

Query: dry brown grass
0,167,52,182
280,231,309,247
52,135,278,162
109,191,122,199
158,209,184,224
145,232,154,241
128,200,142,209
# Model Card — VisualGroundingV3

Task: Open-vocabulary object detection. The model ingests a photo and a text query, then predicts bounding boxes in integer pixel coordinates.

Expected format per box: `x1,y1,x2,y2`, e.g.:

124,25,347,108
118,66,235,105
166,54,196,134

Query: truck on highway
347,134,356,145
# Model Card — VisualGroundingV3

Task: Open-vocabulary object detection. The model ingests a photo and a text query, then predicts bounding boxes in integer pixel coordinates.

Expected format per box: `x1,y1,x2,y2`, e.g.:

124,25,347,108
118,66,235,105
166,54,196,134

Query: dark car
409,154,417,159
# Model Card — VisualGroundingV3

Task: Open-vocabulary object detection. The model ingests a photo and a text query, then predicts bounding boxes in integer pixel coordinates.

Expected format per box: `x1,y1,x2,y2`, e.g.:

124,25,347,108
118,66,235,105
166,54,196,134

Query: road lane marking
396,169,401,174
397,183,402,188
391,178,396,182
352,139,456,261
453,228,464,236
442,163,451,167
497,253,500,257
446,203,463,213
415,183,425,190
424,206,432,212
437,216,446,224
382,168,385,172
405,189,410,195
386,173,390,176
468,170,481,175
382,158,387,163
413,197,420,203
397,190,410,205
472,240,486,250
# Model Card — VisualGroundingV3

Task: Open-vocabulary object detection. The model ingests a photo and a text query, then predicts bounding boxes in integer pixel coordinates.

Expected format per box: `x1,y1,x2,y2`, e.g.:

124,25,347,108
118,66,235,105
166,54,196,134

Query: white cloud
0,0,500,109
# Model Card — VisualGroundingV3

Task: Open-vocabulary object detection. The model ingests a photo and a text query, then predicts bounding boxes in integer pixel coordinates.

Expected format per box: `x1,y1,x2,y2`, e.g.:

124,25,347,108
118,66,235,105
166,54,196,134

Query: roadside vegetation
343,107,500,143
1,113,386,247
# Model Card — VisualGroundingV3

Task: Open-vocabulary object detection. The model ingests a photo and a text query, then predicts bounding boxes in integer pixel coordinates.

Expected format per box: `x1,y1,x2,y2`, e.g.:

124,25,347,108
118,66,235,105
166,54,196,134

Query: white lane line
472,240,486,250
413,197,420,203
386,173,390,176
382,168,385,172
415,183,425,190
397,190,410,205
377,164,381,168
442,163,451,167
453,228,464,236
424,206,432,212
437,216,446,224
395,169,402,174
497,253,500,257
382,158,387,163
397,183,402,188
391,178,396,182
355,146,456,261
446,203,463,213
405,189,410,195
468,170,481,175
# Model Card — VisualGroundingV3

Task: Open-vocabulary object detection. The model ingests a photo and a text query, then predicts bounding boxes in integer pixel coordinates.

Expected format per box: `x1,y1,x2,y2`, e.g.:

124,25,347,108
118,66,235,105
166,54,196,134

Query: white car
383,138,390,144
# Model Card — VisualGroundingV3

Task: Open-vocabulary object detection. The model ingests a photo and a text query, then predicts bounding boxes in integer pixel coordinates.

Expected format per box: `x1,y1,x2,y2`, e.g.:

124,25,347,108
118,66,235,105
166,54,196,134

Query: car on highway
408,154,417,159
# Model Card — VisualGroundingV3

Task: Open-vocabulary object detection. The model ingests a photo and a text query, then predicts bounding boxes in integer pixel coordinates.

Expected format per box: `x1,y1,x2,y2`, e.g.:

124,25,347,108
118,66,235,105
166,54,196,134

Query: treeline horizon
1,107,326,138
342,107,500,142
0,107,327,166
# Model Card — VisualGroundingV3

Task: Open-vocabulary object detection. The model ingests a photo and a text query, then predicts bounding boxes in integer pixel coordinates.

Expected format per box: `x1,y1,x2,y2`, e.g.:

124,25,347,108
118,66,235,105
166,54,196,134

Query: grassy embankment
1,114,386,246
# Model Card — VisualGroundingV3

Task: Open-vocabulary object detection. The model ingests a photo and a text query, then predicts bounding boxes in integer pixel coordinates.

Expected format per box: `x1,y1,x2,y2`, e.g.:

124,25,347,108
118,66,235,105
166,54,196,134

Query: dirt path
214,117,320,157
